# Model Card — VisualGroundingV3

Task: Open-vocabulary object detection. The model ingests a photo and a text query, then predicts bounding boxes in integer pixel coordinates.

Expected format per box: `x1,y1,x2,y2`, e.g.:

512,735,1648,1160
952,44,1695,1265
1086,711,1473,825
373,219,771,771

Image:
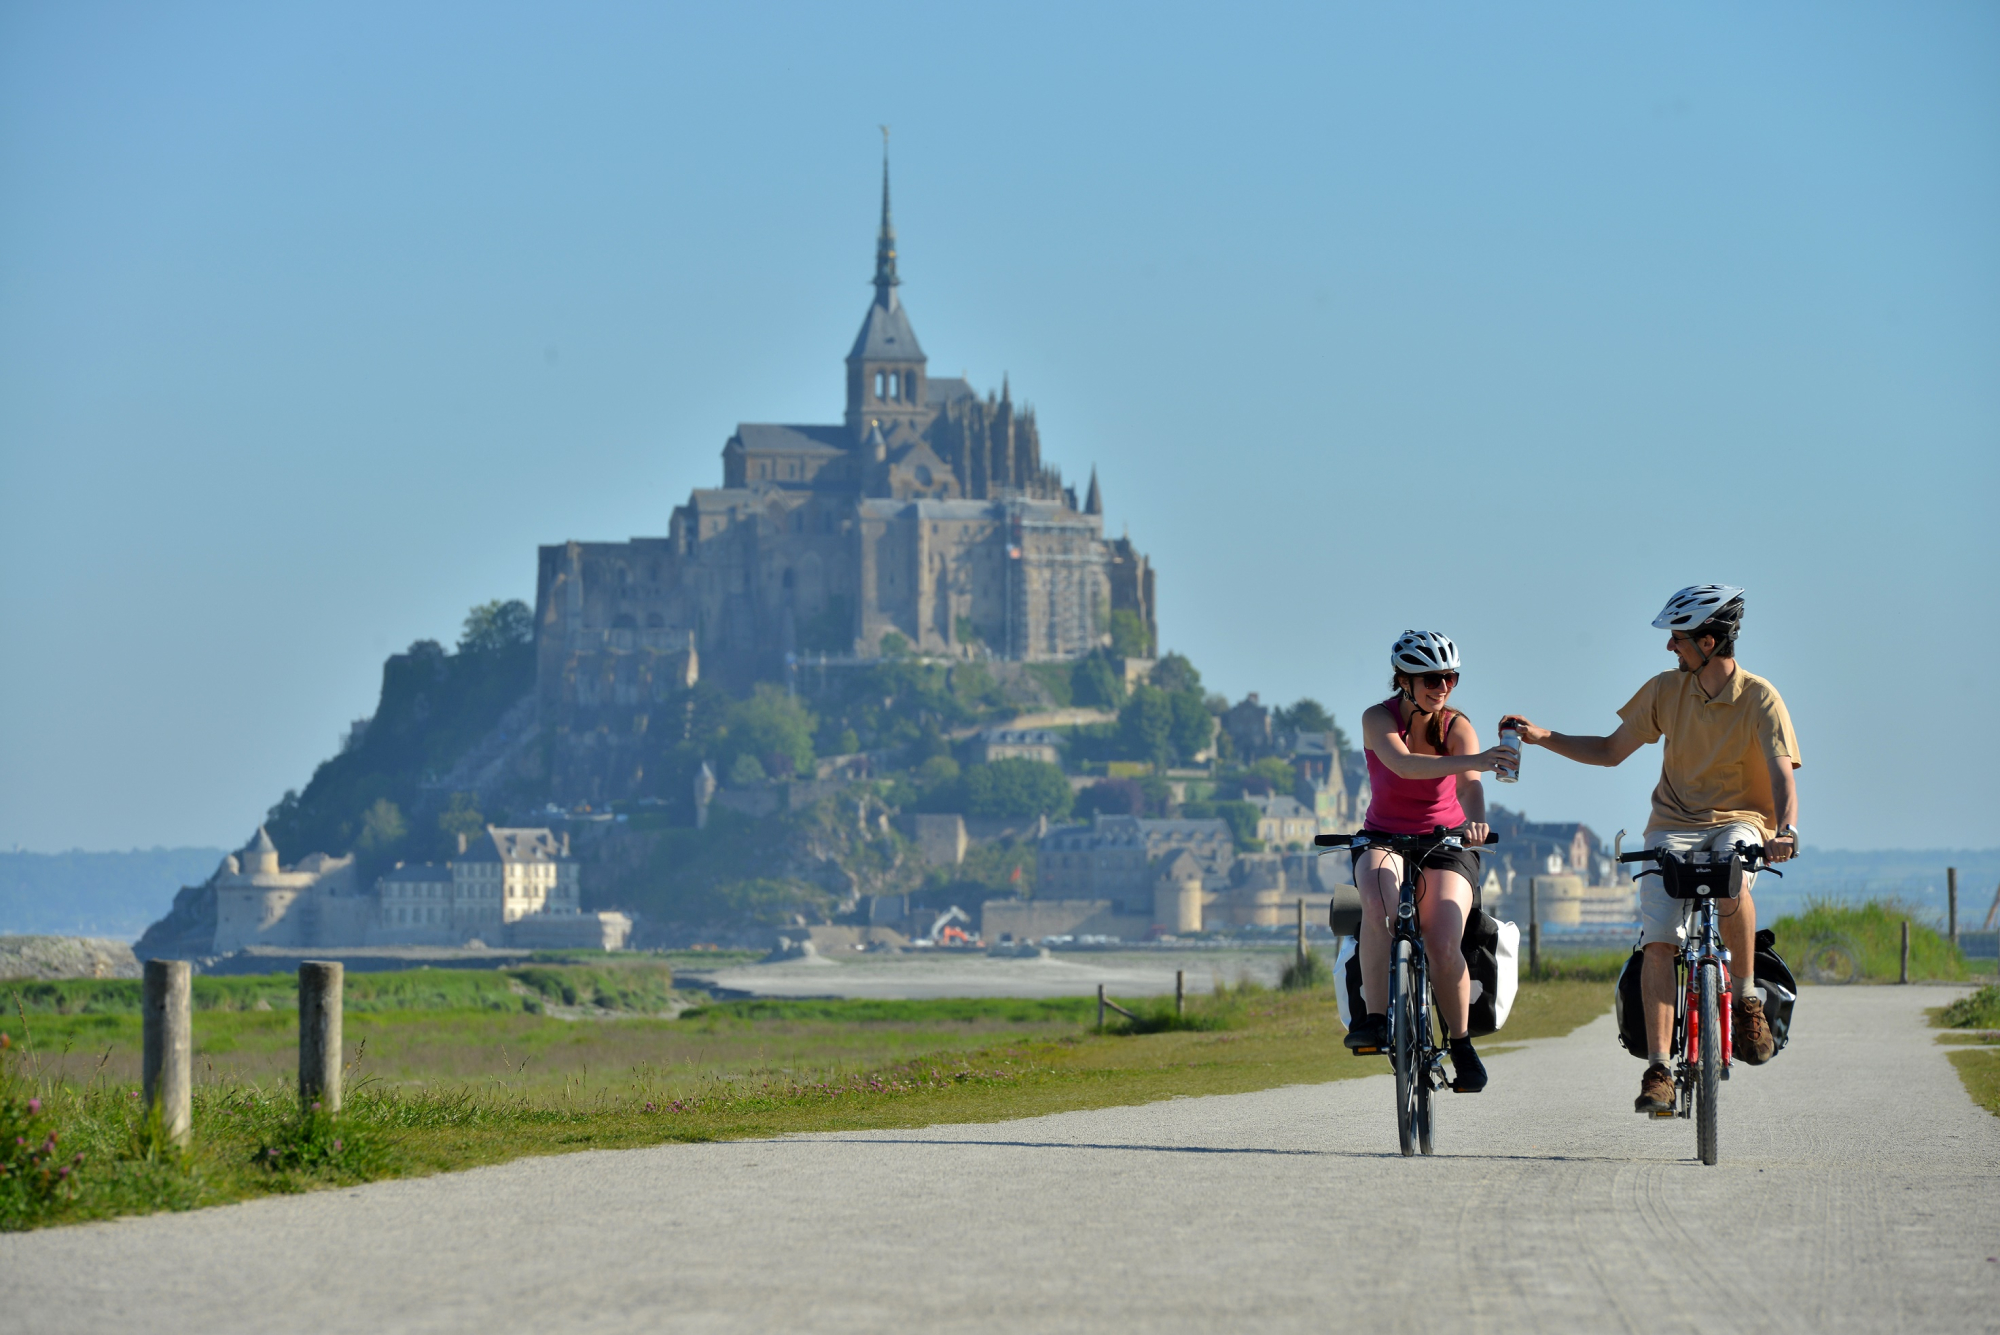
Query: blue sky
2,2,1995,853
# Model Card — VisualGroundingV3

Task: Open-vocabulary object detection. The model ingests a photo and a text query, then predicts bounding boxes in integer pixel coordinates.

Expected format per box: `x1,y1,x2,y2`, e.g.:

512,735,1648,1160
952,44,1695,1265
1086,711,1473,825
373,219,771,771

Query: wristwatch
1775,824,1799,843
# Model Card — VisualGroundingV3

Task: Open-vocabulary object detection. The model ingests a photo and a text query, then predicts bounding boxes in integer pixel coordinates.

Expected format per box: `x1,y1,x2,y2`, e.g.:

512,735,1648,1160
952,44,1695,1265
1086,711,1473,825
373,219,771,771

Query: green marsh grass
1,979,1613,1232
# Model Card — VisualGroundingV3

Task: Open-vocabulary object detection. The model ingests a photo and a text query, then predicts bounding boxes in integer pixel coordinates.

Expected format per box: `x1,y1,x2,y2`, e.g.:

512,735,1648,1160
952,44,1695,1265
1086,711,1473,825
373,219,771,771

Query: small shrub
1280,949,1333,991
0,1034,82,1227
1938,986,2000,1030
252,1102,385,1180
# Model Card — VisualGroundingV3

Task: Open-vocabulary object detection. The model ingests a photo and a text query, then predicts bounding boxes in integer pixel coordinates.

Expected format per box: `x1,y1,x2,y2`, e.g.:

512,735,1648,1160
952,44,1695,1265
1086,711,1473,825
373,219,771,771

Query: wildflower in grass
25,1098,39,1115
332,1139,342,1152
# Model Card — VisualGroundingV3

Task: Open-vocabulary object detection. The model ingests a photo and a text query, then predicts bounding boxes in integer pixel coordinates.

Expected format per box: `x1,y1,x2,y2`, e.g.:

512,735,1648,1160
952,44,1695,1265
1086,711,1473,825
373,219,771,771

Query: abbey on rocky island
533,153,1156,745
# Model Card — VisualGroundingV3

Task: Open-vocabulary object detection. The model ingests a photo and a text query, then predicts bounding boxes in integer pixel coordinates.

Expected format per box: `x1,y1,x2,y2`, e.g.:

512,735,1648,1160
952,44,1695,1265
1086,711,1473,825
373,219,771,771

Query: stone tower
845,145,928,437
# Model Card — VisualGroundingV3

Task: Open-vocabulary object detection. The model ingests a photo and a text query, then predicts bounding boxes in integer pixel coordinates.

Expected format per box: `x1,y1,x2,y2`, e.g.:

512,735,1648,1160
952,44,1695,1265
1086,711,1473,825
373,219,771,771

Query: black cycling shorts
1349,829,1483,899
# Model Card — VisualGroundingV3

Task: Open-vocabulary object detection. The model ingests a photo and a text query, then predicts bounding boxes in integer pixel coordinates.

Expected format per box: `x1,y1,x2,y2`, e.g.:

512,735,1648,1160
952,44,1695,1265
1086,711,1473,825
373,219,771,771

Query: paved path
686,947,1291,1000
5,987,1996,1334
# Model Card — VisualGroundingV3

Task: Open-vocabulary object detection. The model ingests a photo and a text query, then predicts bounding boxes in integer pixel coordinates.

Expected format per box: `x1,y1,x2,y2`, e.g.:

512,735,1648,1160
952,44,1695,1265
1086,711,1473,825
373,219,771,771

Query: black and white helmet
1651,585,1745,631
1390,629,1461,675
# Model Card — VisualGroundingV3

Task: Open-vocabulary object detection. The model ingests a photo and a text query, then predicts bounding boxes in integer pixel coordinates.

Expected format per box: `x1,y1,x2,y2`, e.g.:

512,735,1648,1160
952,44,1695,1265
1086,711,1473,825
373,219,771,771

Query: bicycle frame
1318,827,1492,1157
1673,897,1734,1116
1615,834,1784,1166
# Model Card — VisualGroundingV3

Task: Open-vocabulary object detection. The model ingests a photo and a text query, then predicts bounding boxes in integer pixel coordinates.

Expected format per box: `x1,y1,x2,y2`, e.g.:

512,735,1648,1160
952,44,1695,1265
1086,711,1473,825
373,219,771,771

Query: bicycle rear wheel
1392,938,1418,1158
1696,961,1721,1166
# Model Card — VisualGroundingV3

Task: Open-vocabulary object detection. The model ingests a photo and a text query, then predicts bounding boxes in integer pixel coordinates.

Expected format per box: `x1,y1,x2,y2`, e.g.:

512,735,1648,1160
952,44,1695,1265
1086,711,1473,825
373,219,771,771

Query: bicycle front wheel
1696,961,1721,1166
1392,938,1418,1158
1415,971,1436,1156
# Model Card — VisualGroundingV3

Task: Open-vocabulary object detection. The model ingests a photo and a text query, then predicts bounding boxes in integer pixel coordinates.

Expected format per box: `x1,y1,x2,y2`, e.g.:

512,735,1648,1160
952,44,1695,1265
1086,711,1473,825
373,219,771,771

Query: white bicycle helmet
1652,585,1745,631
1390,630,1461,675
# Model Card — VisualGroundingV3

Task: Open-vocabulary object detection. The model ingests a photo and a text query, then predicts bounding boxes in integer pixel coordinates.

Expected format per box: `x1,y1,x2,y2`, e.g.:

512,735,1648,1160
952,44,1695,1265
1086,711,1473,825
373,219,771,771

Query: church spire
1084,467,1102,516
873,126,899,309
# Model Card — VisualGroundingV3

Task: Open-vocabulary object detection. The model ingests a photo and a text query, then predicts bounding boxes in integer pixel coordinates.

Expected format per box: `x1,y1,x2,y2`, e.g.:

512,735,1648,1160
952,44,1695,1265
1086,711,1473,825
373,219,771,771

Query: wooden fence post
1947,867,1958,946
1097,983,1106,1032
1528,877,1541,980
1296,898,1306,973
1175,969,1185,1018
1900,921,1910,985
298,961,344,1114
141,959,191,1147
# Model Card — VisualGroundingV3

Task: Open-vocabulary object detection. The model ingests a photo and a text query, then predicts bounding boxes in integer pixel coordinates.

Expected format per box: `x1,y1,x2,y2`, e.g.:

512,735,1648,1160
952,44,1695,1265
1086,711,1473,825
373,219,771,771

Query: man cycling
1499,585,1799,1115
1343,630,1520,1094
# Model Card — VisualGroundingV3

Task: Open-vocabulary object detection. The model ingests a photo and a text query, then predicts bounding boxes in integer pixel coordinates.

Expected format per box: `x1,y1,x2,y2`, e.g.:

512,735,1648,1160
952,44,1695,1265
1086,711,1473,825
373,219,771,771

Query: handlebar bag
1653,849,1748,901
1463,907,1520,1038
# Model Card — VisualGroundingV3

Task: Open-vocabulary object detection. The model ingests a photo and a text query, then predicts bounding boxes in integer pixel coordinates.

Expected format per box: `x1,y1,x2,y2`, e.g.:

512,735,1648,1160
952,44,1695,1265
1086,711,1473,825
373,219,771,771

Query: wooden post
1097,983,1106,1031
1947,867,1958,946
1175,969,1185,1018
1900,921,1910,985
298,961,344,1114
141,959,191,1147
1528,877,1541,980
1295,898,1306,972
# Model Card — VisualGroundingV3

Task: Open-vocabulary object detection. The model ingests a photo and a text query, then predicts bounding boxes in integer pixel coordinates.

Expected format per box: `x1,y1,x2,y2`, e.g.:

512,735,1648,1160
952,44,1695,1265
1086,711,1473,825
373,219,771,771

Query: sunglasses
1418,672,1459,690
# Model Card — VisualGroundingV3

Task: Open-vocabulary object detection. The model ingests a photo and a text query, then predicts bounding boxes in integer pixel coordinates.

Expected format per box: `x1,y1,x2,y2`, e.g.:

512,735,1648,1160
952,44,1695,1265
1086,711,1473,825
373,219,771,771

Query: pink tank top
1363,696,1468,835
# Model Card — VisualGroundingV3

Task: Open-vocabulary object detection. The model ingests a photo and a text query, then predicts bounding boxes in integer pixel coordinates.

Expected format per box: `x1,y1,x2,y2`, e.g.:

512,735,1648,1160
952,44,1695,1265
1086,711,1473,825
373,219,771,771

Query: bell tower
845,133,928,436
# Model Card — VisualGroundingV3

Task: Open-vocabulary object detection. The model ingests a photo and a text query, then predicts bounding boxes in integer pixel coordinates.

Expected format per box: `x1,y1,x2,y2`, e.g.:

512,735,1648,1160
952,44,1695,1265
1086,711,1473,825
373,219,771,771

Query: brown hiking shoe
1635,1063,1675,1116
1735,994,1776,1065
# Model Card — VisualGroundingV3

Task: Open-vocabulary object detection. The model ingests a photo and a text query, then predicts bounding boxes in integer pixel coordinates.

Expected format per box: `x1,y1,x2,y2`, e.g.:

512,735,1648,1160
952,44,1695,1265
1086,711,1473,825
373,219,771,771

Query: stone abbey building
534,158,1156,769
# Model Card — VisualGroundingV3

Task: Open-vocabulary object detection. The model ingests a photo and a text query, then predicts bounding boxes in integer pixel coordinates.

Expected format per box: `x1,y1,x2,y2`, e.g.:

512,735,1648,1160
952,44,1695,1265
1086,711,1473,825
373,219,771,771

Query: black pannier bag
1334,907,1518,1039
1614,927,1797,1060
1753,927,1797,1054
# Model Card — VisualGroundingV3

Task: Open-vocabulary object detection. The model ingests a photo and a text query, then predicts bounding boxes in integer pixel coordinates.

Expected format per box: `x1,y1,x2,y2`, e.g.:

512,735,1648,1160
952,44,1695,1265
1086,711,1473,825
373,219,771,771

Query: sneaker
1343,1013,1389,1054
1635,1062,1675,1116
1449,1039,1487,1093
1735,994,1776,1065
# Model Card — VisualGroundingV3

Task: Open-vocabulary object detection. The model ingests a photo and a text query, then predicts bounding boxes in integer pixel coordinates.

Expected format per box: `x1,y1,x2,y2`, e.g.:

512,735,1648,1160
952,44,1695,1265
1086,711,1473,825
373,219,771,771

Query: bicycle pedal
1649,1108,1677,1119
1350,1045,1384,1056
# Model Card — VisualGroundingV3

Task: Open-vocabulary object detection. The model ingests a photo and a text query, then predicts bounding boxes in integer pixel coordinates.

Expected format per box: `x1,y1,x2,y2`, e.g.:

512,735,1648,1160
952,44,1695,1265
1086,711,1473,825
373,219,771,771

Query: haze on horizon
2,2,1994,855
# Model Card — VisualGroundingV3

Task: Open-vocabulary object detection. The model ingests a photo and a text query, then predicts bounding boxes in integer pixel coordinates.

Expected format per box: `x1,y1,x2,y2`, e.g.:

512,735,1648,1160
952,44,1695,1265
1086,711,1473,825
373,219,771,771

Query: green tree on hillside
355,799,407,854
1110,610,1154,659
439,792,484,842
460,600,533,654
1150,653,1202,695
720,685,817,780
1118,686,1175,769
926,759,1074,821
1275,698,1333,736
1071,653,1126,709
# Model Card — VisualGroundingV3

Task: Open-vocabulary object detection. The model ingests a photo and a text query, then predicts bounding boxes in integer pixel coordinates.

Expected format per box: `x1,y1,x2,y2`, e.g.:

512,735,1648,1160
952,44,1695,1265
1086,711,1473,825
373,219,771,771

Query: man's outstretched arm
1497,715,1648,768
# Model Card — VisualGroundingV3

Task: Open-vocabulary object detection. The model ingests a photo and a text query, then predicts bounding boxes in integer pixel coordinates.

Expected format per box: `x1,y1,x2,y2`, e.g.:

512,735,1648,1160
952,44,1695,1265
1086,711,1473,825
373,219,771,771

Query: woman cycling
1342,630,1517,1093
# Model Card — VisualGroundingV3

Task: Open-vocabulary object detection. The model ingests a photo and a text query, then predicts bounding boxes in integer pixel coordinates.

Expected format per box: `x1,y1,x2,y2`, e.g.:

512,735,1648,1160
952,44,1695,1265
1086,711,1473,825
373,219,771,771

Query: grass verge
1,980,1610,1232
1925,984,2000,1119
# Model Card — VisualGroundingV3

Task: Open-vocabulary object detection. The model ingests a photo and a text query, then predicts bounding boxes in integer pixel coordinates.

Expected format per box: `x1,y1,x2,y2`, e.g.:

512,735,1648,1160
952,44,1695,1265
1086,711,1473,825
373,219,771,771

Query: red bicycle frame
1682,953,1733,1073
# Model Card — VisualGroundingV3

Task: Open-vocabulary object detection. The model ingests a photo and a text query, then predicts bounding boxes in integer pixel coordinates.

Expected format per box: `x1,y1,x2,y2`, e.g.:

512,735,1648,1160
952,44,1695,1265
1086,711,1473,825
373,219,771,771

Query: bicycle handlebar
1617,842,1789,872
1314,829,1500,849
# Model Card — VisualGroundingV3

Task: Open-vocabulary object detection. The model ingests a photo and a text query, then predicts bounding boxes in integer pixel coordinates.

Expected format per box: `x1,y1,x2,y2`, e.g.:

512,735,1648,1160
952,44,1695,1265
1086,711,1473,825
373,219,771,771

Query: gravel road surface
5,986,1994,1334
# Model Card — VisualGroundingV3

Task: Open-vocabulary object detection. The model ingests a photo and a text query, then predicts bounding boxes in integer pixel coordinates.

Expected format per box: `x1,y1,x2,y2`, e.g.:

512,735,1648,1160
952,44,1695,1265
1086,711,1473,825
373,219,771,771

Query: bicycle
1315,826,1498,1157
1614,834,1787,1166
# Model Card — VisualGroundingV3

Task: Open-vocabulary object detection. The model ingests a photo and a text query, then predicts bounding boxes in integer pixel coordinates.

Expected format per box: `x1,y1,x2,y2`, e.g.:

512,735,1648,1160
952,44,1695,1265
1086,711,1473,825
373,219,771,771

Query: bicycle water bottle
1496,727,1521,784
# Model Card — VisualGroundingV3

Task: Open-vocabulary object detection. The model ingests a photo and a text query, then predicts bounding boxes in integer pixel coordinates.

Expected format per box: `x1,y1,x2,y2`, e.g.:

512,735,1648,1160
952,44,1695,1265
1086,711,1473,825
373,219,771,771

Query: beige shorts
1636,823,1762,948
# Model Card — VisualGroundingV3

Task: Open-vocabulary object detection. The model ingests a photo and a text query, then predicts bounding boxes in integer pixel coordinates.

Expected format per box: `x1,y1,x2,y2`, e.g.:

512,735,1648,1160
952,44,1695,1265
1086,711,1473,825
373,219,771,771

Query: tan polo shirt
1617,667,1801,839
